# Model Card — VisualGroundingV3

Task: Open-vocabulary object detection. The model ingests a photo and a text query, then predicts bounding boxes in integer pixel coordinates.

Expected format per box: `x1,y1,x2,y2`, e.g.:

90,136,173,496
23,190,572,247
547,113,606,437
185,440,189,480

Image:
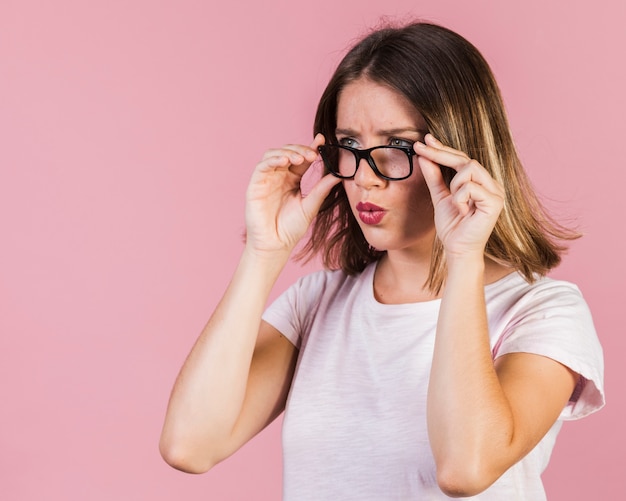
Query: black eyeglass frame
318,144,416,181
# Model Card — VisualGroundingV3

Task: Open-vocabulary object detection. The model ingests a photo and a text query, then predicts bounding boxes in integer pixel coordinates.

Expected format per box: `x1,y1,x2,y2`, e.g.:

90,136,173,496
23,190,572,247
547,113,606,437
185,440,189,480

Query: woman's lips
356,201,386,225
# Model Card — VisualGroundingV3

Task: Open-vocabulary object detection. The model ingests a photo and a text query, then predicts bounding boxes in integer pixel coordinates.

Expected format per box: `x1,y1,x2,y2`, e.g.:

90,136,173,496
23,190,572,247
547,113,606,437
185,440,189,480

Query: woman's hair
298,21,579,292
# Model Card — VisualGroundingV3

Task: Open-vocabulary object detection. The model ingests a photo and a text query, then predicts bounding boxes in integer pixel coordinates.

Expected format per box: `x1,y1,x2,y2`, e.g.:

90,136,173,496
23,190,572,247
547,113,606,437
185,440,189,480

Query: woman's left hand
415,134,505,259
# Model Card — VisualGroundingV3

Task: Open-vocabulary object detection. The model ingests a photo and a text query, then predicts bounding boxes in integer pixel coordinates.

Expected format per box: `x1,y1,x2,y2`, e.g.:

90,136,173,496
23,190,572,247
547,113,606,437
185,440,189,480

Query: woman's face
336,78,435,255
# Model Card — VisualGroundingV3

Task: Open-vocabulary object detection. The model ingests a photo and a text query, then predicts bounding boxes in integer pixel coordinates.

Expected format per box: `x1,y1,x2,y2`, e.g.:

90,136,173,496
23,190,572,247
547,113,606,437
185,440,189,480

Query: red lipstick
356,201,386,225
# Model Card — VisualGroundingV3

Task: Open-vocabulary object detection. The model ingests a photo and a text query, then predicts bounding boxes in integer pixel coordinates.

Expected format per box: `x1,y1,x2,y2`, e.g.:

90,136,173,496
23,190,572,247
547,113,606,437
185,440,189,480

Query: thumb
301,173,341,221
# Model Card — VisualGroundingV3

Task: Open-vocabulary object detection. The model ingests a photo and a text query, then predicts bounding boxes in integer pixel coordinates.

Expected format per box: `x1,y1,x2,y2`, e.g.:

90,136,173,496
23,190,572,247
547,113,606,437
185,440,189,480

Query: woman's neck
373,250,438,304
373,250,514,305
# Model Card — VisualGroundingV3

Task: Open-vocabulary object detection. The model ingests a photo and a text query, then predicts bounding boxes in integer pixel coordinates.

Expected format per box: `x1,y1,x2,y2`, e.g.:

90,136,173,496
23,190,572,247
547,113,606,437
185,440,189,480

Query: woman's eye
390,138,413,147
338,138,357,147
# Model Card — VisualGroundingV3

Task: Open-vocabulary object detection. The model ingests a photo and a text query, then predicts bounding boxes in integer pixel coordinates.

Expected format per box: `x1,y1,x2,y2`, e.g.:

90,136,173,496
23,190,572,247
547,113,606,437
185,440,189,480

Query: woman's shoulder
263,264,374,347
292,263,374,294
486,271,585,306
489,273,604,419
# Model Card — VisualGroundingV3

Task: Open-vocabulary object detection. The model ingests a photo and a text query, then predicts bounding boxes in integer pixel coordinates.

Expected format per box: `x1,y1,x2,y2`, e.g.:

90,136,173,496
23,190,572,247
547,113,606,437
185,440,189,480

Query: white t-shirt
262,262,604,500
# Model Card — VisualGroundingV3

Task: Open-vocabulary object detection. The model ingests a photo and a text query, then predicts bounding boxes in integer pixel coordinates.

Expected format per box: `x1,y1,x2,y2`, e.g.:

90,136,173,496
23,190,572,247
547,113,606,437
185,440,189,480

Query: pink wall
1,1,623,499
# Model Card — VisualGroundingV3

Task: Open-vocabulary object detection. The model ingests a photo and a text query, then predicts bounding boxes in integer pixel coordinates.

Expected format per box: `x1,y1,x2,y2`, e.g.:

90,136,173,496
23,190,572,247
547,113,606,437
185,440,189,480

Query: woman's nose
353,158,385,189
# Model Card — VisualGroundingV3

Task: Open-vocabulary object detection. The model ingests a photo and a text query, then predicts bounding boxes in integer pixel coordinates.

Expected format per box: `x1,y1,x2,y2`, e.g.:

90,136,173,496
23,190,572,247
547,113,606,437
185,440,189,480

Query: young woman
160,22,604,499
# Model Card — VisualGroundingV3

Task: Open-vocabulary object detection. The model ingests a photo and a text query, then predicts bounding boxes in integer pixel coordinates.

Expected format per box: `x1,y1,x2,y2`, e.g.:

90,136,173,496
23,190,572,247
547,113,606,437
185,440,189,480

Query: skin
336,78,436,300
159,77,578,496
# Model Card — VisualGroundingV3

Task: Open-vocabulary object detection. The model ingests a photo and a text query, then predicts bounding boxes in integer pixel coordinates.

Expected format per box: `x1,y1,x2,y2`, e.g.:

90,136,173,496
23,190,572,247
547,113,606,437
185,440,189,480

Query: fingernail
414,141,426,150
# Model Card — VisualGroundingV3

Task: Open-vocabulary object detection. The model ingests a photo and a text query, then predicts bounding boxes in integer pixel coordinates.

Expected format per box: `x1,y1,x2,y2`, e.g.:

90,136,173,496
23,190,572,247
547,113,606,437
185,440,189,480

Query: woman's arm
417,135,578,496
159,135,340,473
159,250,294,473
430,255,576,496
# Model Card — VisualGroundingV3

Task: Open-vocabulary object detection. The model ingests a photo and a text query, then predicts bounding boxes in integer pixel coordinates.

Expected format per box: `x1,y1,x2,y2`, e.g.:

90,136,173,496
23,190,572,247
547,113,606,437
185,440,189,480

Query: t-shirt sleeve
493,280,605,420
262,271,328,349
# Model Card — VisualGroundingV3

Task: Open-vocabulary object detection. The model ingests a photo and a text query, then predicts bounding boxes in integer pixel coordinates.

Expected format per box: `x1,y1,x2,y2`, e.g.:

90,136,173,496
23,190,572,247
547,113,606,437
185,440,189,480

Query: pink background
1,1,623,499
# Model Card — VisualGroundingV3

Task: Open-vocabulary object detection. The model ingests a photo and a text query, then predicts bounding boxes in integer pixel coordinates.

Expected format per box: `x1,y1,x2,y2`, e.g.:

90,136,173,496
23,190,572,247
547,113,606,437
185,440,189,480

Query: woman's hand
415,134,504,259
245,133,341,256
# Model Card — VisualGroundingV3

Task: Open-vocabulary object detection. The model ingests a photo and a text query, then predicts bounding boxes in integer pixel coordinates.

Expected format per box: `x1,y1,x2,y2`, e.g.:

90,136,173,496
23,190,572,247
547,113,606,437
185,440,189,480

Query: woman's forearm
427,255,514,494
159,247,290,469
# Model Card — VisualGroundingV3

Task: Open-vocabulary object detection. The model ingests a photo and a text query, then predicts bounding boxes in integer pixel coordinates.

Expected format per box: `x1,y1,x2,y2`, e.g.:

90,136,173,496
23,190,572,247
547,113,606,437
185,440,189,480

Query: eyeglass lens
320,145,412,180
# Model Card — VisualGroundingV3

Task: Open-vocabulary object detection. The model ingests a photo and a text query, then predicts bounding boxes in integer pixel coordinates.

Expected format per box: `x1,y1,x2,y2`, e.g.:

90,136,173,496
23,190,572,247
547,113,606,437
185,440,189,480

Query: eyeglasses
318,144,415,181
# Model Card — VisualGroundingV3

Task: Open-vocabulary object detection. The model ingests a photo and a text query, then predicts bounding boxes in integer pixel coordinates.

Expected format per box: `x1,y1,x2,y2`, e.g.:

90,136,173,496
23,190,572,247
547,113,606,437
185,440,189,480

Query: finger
288,134,327,177
264,135,325,176
449,160,504,198
417,155,451,206
301,172,341,220
452,181,504,218
279,135,327,181
261,147,309,166
424,133,467,155
262,137,323,162
275,135,326,164
417,135,504,197
413,136,470,172
254,150,314,183
255,152,294,174
283,144,319,163
310,132,326,150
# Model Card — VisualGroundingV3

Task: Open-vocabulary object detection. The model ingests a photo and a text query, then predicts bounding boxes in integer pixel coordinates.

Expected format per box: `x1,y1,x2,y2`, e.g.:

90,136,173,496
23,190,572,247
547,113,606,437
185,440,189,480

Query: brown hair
298,22,578,292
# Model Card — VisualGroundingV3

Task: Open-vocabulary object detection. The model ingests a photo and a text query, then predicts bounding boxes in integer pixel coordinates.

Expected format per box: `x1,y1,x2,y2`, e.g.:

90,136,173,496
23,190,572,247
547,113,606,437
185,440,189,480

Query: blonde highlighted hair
298,22,578,292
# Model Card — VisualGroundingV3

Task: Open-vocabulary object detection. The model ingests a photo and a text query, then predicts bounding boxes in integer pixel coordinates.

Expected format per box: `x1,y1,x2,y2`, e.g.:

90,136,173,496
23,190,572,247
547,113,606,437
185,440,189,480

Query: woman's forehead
336,79,426,133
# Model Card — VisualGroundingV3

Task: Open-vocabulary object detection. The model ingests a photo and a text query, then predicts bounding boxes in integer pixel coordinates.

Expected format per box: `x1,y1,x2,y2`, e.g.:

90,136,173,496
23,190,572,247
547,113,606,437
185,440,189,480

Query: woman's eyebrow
380,127,428,136
334,128,358,136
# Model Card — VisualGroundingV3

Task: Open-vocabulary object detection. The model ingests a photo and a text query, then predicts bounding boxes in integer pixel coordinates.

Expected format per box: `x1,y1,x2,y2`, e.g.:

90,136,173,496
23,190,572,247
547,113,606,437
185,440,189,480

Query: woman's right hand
244,133,341,256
